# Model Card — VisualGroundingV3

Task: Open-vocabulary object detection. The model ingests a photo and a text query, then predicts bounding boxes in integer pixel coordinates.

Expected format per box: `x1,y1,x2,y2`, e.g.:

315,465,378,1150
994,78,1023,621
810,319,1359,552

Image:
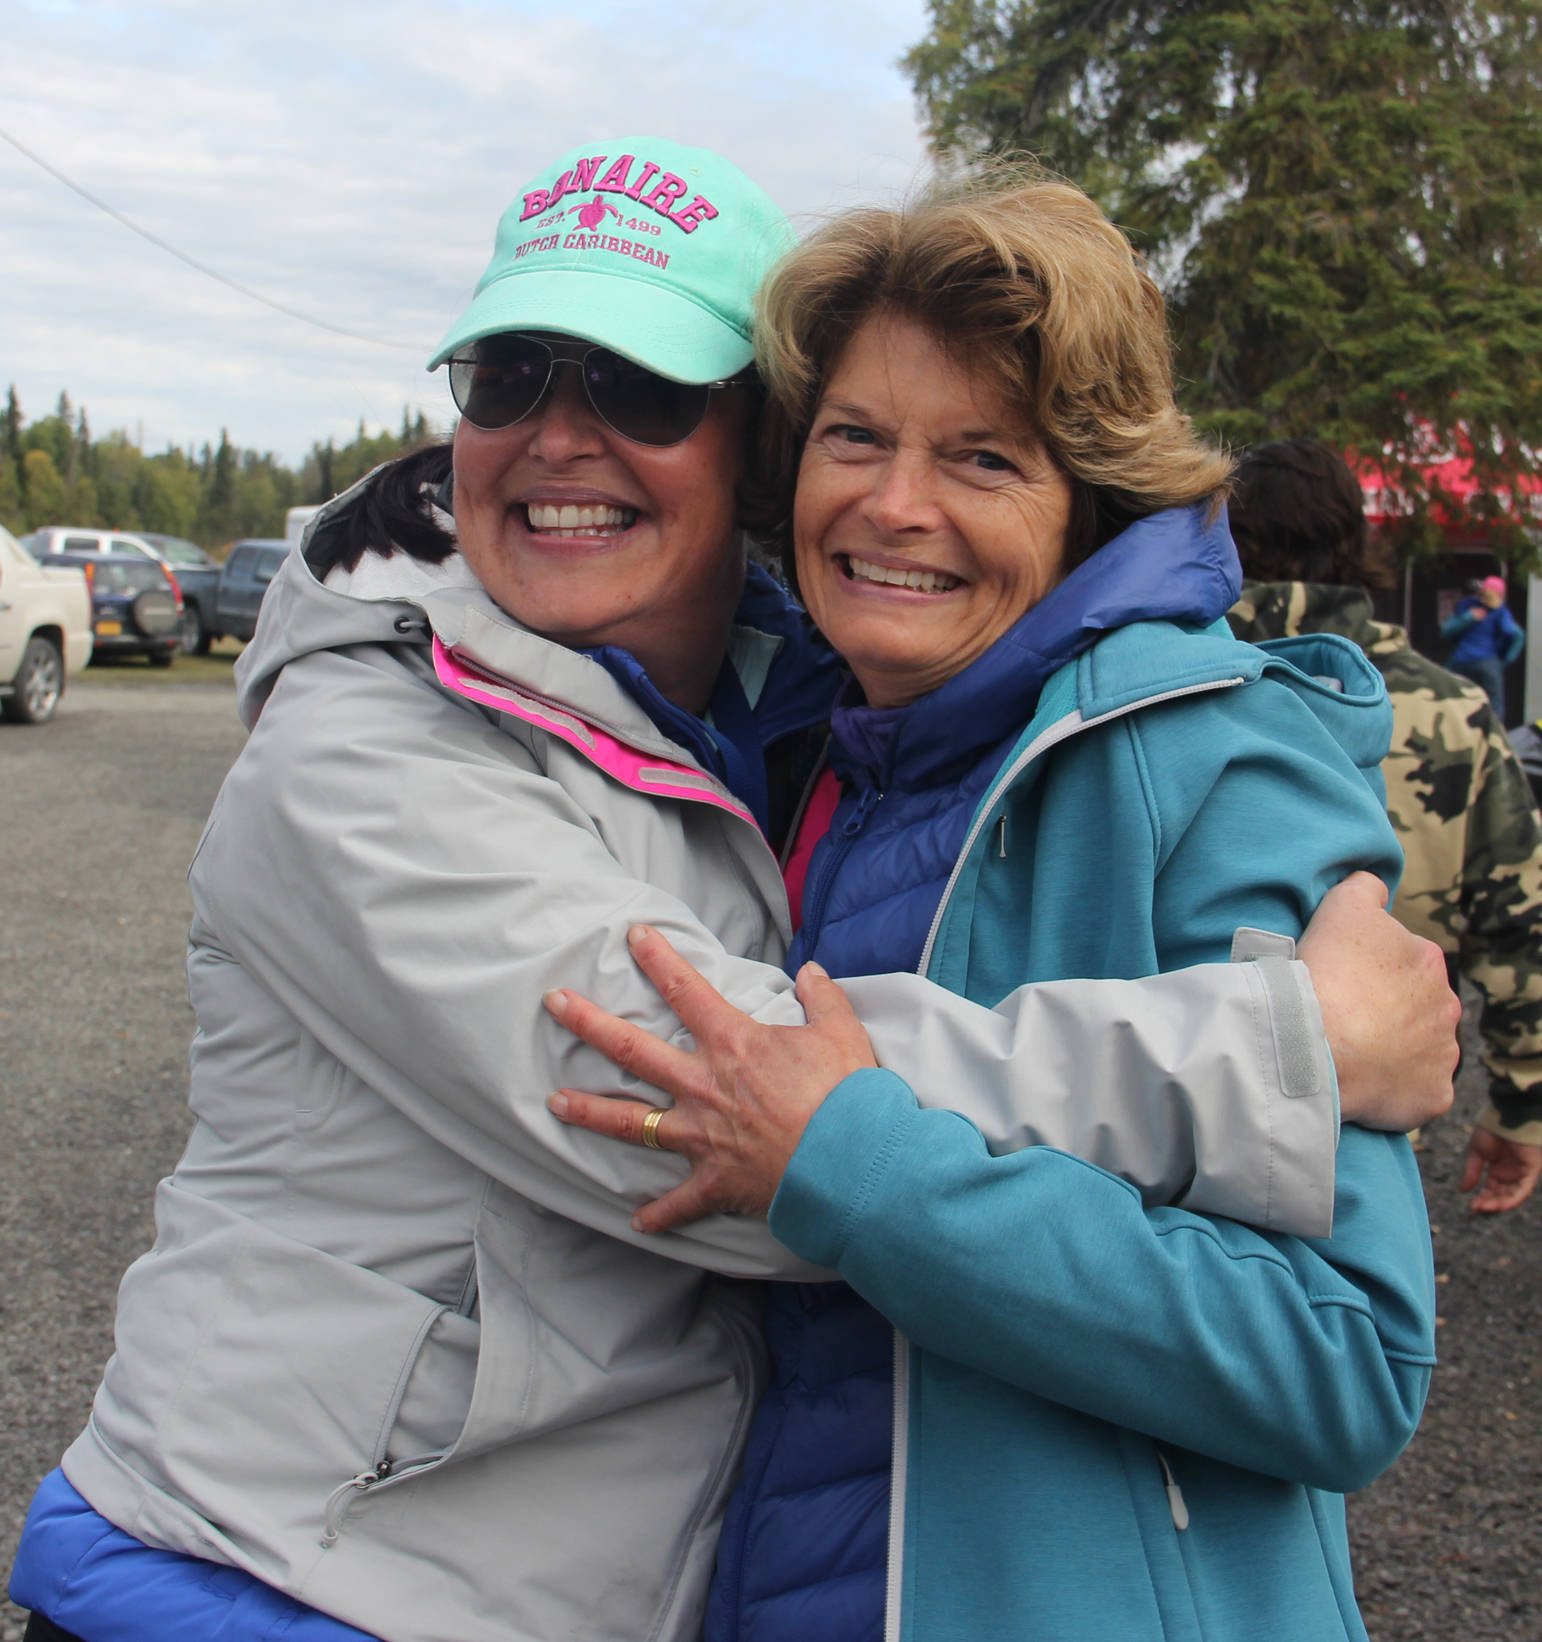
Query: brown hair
1228,439,1394,591
749,166,1232,576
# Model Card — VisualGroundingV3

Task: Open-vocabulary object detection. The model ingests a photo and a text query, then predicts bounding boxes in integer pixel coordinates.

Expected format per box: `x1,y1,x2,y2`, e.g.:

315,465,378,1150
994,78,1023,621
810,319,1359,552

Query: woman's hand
545,926,878,1232
1460,1128,1542,1213
1297,872,1459,1131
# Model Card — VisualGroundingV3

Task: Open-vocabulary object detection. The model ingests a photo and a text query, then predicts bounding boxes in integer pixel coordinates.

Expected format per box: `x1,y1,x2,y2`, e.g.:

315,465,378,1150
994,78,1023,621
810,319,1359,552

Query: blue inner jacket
587,560,842,836
706,505,1243,1642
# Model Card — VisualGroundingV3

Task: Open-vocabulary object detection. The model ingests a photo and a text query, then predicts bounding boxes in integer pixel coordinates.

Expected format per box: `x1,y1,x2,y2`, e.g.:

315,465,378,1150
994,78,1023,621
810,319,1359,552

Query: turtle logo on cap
569,195,623,232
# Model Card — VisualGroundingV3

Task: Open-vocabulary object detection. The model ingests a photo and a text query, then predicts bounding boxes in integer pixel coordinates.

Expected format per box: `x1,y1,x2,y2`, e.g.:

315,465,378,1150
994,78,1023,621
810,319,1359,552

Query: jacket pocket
328,1195,769,1642
443,1179,760,1460
1118,1430,1204,1642
101,1183,456,1553
291,1024,349,1130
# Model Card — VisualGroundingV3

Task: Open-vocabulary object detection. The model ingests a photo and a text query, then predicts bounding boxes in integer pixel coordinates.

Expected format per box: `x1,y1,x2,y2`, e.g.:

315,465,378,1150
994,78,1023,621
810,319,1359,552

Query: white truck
0,525,93,724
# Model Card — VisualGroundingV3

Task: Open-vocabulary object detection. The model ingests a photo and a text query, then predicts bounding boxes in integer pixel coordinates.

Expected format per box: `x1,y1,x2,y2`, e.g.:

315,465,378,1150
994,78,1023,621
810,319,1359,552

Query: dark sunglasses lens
583,352,711,446
449,337,551,429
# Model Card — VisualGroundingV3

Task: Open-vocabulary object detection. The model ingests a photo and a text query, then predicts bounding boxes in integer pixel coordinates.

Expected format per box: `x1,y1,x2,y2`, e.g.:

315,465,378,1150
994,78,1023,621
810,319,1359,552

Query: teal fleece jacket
769,619,1437,1642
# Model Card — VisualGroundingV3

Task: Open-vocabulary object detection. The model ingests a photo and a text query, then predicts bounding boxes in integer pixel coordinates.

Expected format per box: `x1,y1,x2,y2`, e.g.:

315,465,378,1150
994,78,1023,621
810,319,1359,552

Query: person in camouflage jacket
1227,440,1542,1211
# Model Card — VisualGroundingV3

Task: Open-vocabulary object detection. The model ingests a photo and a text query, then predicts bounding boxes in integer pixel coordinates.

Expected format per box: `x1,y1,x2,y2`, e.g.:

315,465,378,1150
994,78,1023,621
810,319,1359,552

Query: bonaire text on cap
520,153,720,235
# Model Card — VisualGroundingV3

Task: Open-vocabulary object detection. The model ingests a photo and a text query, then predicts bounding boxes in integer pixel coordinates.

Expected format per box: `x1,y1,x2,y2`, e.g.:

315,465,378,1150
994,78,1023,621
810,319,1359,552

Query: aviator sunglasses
448,333,746,447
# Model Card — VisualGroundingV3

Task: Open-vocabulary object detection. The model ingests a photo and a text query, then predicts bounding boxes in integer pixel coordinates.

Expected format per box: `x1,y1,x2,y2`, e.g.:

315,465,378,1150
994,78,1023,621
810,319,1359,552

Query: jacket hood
1050,615,1395,782
235,533,668,751
1006,500,1241,667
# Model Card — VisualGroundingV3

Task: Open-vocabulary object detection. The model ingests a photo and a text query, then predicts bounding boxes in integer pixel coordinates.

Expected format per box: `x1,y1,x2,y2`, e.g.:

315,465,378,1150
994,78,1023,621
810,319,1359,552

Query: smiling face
793,311,1073,709
452,346,749,711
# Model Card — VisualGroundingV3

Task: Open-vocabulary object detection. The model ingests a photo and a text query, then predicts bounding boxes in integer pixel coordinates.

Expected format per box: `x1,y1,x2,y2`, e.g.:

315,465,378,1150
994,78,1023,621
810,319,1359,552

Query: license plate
95,620,122,636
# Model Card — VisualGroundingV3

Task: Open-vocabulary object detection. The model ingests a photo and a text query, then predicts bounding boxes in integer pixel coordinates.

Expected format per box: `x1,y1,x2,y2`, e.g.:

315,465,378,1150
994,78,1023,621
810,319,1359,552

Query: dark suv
41,549,183,666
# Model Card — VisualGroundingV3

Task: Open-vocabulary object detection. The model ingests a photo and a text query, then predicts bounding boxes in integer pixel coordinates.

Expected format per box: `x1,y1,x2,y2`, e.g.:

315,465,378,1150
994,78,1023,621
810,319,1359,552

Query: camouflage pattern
1231,582,1542,1144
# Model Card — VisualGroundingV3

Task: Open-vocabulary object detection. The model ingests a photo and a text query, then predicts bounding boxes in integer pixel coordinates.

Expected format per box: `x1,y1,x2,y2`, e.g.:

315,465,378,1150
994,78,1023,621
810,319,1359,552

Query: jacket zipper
882,674,1242,1636
917,677,1245,975
321,1461,393,1547
318,1300,451,1548
320,1452,447,1548
1157,1447,1190,1531
797,782,884,956
883,1332,912,1642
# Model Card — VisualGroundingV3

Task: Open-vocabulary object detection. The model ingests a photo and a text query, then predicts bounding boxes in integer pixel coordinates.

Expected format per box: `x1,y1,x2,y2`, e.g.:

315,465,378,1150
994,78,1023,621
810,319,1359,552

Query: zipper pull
996,814,1008,858
1157,1449,1189,1531
841,785,883,838
320,1460,393,1547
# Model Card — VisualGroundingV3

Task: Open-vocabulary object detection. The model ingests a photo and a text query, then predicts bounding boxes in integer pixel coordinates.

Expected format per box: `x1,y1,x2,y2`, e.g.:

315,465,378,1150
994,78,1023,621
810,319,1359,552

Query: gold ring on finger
641,1107,667,1150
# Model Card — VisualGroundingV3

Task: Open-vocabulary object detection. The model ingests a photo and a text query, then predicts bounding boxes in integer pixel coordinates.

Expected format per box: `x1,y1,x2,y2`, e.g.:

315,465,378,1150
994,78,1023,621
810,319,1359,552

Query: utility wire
0,126,422,354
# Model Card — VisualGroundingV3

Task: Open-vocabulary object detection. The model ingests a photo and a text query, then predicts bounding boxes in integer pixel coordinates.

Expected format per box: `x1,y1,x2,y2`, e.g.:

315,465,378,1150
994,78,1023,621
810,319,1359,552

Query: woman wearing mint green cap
10,138,1450,1642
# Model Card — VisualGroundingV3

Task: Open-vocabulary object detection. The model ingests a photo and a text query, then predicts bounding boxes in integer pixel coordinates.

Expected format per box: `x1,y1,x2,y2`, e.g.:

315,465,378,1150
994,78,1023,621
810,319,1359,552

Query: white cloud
2,0,932,462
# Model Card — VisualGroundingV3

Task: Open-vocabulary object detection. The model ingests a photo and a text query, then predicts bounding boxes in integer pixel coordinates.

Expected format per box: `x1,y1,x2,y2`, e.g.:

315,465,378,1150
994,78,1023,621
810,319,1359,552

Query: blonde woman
551,173,1443,1642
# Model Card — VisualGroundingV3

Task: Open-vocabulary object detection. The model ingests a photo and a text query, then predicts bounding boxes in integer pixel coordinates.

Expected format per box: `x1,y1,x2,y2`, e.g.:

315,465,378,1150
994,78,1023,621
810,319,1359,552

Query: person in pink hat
1443,573,1526,719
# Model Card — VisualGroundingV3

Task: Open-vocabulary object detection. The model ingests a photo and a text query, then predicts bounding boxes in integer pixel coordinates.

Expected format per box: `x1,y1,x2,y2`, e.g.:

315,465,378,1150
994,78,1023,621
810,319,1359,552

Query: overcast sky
3,0,932,464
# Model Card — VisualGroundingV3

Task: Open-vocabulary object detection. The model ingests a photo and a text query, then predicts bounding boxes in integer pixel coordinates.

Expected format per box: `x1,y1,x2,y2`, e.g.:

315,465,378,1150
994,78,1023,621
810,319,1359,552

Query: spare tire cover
131,589,179,637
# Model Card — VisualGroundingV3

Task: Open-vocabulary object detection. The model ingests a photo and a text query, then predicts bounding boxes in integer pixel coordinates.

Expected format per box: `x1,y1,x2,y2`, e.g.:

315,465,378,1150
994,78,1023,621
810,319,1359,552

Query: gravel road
1,679,1536,1639
1,682,246,1641
1347,1038,1541,1641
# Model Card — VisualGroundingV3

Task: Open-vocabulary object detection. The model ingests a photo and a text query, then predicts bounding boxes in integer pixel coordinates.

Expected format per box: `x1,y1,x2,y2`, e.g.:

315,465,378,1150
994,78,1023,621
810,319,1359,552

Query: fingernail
802,960,828,978
548,1092,569,1118
544,989,569,1018
630,1213,647,1233
628,925,653,949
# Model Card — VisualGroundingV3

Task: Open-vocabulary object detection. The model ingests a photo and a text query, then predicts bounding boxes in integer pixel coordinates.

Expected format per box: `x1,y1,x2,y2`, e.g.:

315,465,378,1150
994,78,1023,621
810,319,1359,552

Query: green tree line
0,387,438,553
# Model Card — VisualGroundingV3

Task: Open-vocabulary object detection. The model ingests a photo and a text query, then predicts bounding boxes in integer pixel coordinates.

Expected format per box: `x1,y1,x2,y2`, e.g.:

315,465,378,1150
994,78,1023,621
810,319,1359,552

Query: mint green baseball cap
428,137,793,385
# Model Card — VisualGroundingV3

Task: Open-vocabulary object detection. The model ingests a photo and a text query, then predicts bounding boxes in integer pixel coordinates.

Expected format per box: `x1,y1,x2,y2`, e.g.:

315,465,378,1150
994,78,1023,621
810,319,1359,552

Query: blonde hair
751,166,1232,566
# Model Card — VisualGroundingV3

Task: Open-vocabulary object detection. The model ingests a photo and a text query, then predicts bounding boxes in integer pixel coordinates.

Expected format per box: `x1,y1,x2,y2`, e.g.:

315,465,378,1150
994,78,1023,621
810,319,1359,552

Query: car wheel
178,603,205,656
2,635,65,724
147,646,175,668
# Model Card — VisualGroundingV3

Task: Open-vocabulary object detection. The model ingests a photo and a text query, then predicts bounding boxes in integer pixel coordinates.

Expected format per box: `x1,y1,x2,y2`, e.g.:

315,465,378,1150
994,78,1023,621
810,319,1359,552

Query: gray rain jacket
61,508,1342,1642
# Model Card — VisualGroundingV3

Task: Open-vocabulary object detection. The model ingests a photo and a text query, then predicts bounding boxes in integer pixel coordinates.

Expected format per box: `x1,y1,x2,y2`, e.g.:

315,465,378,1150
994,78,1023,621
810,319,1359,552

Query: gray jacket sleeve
849,949,1336,1239
199,647,1334,1278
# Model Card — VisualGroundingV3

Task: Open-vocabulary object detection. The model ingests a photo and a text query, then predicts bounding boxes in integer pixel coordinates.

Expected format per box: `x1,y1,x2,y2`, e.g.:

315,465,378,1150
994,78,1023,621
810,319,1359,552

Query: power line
0,126,422,354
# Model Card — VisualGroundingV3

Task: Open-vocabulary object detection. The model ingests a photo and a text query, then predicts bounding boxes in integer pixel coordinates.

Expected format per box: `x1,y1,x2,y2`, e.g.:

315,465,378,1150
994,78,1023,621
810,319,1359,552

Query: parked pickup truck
137,533,227,655
0,525,93,724
214,538,290,643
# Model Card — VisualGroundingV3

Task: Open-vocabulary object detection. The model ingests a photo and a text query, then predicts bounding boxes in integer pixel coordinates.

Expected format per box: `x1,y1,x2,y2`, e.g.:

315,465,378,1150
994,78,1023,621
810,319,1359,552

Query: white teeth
845,555,960,593
525,502,637,533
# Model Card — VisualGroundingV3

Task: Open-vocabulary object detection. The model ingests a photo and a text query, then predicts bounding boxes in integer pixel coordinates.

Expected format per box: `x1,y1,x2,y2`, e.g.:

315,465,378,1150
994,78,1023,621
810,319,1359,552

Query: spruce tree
907,0,1542,547
3,387,22,468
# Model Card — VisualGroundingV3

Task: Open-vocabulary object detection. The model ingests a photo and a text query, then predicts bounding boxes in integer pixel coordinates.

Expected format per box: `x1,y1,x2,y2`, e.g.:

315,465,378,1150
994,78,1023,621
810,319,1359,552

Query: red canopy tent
1346,435,1542,722
1353,439,1542,538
